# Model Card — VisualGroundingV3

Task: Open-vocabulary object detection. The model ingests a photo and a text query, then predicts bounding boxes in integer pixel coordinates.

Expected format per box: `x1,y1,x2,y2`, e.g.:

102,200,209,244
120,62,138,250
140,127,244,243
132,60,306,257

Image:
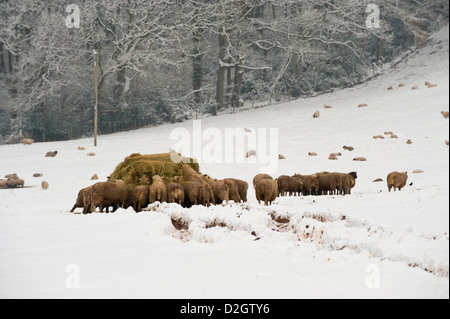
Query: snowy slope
0,26,448,299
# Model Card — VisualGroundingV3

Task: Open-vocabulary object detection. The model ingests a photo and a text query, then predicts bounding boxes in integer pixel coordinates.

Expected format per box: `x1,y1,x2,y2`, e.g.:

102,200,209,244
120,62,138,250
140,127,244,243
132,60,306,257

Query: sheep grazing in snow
41,181,49,190
77,146,86,151
387,171,408,192
149,175,168,204
255,179,278,206
128,185,150,212
278,154,286,159
91,174,99,180
277,175,302,197
424,81,430,86
5,173,18,180
246,149,257,158
384,131,393,135
313,111,320,118
226,178,248,202
428,84,437,88
358,103,368,108
353,157,367,161
33,173,43,177
252,173,273,190
0,179,7,188
373,135,384,139
22,138,34,145
308,152,318,156
387,86,393,90
398,83,405,87
223,179,241,203
390,134,398,139
328,154,338,160
441,111,449,119
70,186,92,214
292,174,319,196
318,173,341,196
446,140,449,146
182,182,204,207
167,182,185,206
412,169,424,174
87,179,129,213
411,85,419,90
373,178,383,182
210,180,230,205
324,105,332,109
406,139,413,144
45,151,58,157
343,146,354,151
329,152,341,157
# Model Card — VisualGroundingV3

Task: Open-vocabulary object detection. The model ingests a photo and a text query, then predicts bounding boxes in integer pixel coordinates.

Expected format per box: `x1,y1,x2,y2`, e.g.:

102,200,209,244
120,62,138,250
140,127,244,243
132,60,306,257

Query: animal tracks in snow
146,201,449,278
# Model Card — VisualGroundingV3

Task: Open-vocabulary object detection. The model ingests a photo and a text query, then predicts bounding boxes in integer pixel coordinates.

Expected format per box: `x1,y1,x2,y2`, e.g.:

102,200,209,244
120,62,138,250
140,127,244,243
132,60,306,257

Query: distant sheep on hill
308,152,318,156
45,151,58,157
373,135,384,139
353,157,367,162
313,111,320,118
22,138,34,145
441,111,449,119
343,146,354,151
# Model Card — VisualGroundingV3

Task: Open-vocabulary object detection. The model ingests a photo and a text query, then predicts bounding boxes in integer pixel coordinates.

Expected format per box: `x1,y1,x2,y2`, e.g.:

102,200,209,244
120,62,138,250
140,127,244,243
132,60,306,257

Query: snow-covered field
0,27,449,299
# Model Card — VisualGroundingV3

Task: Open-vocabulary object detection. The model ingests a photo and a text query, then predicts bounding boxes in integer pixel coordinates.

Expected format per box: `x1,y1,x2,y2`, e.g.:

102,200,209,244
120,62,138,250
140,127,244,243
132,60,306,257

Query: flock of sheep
69,159,411,213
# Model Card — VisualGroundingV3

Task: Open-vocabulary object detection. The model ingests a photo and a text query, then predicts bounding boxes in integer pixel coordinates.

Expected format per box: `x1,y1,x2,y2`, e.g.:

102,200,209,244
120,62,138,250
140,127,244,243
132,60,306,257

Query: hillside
0,26,448,299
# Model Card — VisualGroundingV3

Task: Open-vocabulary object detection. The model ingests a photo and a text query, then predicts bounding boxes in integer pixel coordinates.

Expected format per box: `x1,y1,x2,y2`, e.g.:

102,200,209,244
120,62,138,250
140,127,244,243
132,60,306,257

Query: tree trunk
216,26,226,112
233,58,243,112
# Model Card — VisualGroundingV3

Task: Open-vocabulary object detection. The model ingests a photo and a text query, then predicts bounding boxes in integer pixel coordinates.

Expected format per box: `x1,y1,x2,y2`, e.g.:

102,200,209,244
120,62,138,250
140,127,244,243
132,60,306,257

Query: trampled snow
0,26,448,299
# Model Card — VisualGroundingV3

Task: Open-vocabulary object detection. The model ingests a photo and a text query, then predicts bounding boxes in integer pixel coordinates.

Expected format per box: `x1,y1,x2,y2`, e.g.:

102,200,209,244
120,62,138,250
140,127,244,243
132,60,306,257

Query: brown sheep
278,154,286,159
182,182,204,207
226,178,248,202
91,174,99,180
428,84,437,88
77,146,86,151
387,171,408,192
313,111,320,118
424,81,430,86
223,179,241,203
412,169,424,174
318,173,342,195
446,140,449,145
149,175,168,204
292,174,319,196
201,182,215,206
87,179,128,213
33,173,43,177
70,186,92,213
373,135,384,139
406,139,413,144
128,185,150,212
387,86,393,90
441,111,449,119
334,172,357,195
0,179,7,188
308,152,318,156
22,138,34,145
358,103,368,108
390,135,398,139
373,178,383,182
45,151,58,157
4,173,18,180
353,157,367,161
181,164,203,183
246,149,257,158
86,152,96,157
384,131,393,135
167,182,185,205
398,83,405,87
277,175,301,196
330,152,342,157
41,181,49,190
343,146,354,151
210,180,230,204
328,154,338,160
255,179,278,206
411,85,419,90
6,178,24,188
252,174,273,190
324,105,332,109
